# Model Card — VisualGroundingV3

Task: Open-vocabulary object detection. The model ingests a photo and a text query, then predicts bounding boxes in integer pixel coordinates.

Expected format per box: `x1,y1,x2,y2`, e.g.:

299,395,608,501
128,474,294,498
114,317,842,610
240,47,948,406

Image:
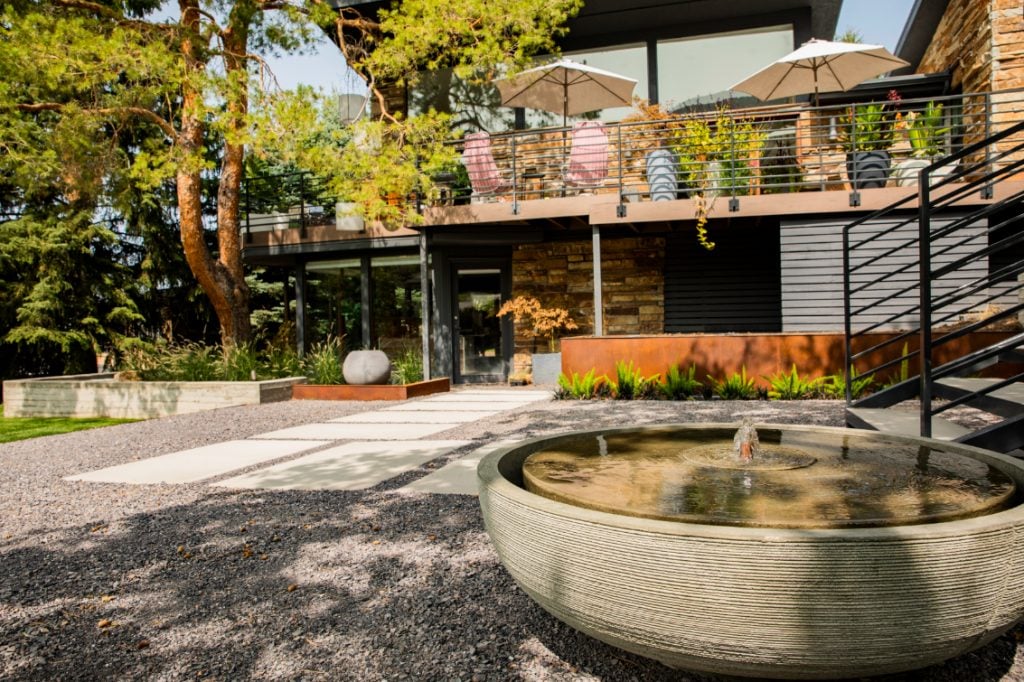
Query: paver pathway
66,388,550,492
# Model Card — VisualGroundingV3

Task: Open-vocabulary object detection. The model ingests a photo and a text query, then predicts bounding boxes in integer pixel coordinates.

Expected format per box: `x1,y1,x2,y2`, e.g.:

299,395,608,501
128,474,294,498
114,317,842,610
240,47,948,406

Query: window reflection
371,255,423,356
305,259,362,351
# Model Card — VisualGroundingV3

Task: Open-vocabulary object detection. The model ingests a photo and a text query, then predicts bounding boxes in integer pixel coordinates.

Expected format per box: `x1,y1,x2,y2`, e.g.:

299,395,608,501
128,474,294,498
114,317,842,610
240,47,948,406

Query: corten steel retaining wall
561,331,1021,386
2,373,306,418
477,424,1024,679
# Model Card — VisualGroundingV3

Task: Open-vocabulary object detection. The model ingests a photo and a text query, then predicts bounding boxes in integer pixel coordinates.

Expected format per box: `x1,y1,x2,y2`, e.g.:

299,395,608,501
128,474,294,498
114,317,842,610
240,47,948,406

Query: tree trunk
174,0,251,348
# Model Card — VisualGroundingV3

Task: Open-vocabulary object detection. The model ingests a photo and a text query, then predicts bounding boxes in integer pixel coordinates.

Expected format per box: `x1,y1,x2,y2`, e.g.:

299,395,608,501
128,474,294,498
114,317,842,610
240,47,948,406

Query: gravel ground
1,395,1022,681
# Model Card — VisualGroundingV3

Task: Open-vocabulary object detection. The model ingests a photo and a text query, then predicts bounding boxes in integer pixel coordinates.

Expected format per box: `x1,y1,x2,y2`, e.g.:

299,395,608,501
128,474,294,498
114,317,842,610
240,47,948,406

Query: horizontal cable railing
241,88,1024,236
445,88,1024,212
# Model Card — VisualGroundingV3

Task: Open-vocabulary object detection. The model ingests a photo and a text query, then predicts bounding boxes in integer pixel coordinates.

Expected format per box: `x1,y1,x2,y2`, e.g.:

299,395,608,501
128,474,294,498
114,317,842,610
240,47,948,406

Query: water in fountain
521,424,1016,529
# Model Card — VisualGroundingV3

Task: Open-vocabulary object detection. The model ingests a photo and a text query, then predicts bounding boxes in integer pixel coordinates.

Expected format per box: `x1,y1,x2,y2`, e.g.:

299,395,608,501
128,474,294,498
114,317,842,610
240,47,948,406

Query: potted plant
838,101,897,189
496,295,578,385
893,101,955,187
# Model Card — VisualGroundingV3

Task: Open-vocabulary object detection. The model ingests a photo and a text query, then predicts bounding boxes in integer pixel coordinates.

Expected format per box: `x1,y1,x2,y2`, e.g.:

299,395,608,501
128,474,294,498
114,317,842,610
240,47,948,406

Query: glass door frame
449,258,513,384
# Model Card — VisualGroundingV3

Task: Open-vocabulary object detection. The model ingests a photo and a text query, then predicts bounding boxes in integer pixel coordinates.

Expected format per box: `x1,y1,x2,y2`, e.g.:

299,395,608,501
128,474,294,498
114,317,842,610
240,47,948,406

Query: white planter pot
335,202,365,232
530,352,562,385
893,157,958,187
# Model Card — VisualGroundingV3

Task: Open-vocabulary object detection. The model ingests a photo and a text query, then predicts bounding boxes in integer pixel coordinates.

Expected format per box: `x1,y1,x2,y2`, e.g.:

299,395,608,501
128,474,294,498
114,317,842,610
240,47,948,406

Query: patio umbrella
494,59,637,127
730,39,910,106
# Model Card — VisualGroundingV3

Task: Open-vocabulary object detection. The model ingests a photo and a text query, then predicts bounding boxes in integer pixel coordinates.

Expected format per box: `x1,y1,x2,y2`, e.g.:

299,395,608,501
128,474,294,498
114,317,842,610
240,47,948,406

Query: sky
265,0,921,94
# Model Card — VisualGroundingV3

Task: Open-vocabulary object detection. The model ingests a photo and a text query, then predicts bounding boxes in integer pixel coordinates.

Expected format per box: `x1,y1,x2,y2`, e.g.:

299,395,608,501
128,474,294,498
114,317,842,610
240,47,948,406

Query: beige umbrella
731,39,910,106
495,59,637,127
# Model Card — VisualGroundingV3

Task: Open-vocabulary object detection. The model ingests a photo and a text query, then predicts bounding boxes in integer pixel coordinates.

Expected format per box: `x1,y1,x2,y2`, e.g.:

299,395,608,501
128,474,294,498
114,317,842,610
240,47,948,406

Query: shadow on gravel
0,397,1019,682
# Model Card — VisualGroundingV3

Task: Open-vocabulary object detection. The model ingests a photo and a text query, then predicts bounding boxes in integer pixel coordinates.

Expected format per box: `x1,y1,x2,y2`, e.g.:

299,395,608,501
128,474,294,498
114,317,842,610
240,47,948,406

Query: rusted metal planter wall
292,378,450,401
561,331,1020,385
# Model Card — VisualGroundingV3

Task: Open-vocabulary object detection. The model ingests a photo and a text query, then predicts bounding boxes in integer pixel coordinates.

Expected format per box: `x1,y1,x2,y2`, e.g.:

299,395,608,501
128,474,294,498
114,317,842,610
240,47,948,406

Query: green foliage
905,101,949,158
838,103,897,152
660,363,702,400
766,364,823,400
0,406,137,444
116,341,308,382
611,361,660,400
556,369,607,400
390,347,424,385
821,367,875,400
710,366,758,400
303,337,345,385
882,342,913,389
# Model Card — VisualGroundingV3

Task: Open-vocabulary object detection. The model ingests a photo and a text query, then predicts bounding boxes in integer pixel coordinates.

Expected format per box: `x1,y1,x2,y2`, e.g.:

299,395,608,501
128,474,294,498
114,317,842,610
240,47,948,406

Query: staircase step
935,377,1024,418
846,407,970,441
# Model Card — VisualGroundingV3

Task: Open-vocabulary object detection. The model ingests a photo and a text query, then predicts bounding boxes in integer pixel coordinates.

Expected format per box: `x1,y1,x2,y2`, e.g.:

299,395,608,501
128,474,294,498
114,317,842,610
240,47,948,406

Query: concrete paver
66,440,330,485
398,440,522,496
382,401,532,412
212,440,471,491
250,422,461,440
332,411,498,424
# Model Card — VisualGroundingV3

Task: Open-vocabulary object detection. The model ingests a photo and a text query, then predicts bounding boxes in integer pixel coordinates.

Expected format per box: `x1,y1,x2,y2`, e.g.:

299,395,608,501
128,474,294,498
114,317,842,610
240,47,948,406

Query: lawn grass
0,405,137,444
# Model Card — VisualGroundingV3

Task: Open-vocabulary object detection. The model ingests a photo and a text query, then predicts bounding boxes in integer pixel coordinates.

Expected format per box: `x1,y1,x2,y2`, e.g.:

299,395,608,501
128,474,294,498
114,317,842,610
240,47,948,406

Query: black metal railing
842,118,1024,442
444,88,1024,214
241,171,352,242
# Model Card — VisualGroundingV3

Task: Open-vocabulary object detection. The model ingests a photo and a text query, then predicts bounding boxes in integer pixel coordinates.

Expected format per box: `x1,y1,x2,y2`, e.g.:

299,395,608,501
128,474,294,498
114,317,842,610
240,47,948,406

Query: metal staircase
842,120,1024,454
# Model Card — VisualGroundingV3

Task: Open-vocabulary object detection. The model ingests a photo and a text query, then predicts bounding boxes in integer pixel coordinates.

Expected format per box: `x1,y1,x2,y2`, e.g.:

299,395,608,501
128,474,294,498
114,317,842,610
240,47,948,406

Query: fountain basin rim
478,422,1024,540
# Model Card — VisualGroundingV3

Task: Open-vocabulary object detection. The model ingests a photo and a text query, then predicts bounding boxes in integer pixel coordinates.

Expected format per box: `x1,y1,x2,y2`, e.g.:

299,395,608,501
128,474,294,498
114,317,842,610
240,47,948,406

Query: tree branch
16,103,178,139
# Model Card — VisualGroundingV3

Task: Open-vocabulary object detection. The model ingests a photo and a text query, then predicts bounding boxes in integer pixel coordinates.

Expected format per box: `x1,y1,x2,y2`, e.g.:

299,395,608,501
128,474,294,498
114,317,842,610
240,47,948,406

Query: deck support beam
592,225,603,337
420,232,432,380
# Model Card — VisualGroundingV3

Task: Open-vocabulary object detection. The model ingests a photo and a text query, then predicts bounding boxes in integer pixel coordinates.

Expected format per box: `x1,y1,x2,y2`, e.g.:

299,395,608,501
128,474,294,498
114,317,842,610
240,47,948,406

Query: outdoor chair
461,131,512,201
565,121,610,191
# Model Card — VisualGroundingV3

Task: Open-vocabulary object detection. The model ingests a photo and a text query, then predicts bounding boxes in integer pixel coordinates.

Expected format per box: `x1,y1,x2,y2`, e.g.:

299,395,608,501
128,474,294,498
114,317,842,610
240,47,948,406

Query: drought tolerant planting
557,360,876,401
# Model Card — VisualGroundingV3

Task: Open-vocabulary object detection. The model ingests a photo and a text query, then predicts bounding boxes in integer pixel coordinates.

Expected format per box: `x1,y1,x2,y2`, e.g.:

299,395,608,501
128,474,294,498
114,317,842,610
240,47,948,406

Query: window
305,259,363,351
657,26,793,110
371,255,423,355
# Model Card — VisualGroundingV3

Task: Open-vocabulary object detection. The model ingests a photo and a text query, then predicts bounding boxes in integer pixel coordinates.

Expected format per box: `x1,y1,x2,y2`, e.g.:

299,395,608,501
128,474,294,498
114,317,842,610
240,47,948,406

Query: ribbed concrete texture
67,440,329,485
478,424,1024,680
213,441,470,491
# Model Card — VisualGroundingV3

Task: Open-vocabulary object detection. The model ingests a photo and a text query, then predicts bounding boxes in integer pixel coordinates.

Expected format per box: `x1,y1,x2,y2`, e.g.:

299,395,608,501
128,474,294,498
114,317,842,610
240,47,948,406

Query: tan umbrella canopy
495,59,637,126
731,39,910,106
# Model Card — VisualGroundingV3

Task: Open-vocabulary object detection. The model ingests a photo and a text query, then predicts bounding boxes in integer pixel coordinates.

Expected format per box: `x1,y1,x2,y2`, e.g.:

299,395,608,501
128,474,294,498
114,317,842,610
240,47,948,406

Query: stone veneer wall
919,0,1024,325
510,237,664,375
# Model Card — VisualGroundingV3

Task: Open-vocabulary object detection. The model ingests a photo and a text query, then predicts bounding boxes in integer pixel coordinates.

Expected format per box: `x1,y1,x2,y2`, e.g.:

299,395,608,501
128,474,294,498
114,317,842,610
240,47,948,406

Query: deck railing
243,88,1024,235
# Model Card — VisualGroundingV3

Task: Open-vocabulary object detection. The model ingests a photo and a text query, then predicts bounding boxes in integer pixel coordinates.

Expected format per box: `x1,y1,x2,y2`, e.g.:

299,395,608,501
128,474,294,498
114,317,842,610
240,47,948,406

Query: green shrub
821,367,875,399
661,363,702,400
556,369,607,399
883,342,913,389
261,344,303,378
612,360,660,400
222,343,261,381
302,337,344,385
766,364,823,400
710,366,758,400
390,347,424,384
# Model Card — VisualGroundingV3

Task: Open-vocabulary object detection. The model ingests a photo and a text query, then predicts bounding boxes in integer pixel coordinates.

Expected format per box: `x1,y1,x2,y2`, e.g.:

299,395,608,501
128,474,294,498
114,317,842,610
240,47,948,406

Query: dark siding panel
664,221,782,332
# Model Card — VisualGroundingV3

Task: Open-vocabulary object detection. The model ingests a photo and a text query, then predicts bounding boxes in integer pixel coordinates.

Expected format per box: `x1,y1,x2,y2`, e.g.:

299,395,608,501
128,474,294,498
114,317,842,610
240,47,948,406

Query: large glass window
408,68,512,133
371,255,423,356
305,259,363,351
657,26,793,110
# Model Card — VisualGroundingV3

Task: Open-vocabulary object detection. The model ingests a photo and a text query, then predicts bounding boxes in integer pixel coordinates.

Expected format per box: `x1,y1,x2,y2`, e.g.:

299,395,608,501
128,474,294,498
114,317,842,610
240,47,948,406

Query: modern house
243,0,1023,450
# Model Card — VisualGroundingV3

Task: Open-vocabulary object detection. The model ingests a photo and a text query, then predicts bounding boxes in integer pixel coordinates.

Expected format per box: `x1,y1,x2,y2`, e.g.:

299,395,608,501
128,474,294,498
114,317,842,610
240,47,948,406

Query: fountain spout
733,420,760,462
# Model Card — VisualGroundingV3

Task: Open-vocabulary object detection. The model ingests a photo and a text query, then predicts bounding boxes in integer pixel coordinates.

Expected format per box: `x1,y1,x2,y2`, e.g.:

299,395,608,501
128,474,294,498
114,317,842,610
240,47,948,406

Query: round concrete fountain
477,423,1024,679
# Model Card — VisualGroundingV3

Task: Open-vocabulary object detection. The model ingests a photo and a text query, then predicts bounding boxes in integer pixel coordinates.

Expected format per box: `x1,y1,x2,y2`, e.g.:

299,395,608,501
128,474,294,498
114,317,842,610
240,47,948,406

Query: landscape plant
660,363,702,400
302,338,345,385
821,367,875,400
766,364,823,400
710,366,758,400
390,347,424,385
612,361,660,400
496,296,578,352
556,369,607,400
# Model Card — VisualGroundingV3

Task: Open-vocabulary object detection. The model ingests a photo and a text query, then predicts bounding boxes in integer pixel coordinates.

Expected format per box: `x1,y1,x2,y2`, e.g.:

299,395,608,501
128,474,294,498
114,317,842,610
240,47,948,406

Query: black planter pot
845,150,891,190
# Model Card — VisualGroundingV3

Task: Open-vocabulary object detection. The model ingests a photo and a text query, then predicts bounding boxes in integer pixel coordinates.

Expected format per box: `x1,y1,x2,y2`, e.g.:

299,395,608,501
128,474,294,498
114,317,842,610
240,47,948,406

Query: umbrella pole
814,80,825,191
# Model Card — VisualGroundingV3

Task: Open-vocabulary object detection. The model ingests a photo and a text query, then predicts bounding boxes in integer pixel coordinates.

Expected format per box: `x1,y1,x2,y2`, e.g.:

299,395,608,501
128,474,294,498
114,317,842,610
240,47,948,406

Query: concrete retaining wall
2,373,306,418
